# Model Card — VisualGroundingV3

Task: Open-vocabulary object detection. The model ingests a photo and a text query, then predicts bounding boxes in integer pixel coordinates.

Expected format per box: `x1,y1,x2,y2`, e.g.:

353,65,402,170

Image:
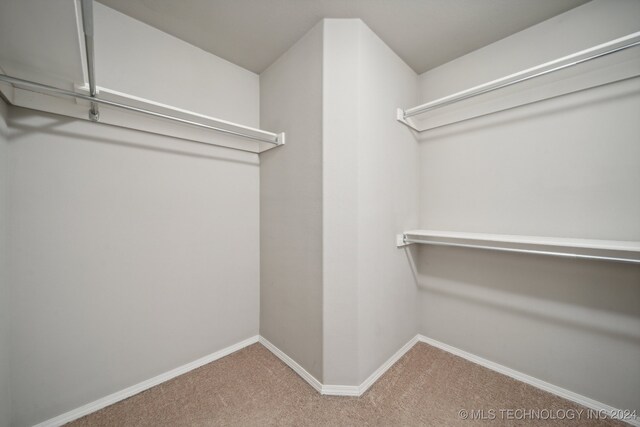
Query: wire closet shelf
397,231,640,265
0,0,284,149
397,31,640,132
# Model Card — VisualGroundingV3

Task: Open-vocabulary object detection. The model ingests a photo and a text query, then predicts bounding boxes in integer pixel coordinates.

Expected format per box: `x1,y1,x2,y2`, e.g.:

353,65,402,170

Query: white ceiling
97,0,590,74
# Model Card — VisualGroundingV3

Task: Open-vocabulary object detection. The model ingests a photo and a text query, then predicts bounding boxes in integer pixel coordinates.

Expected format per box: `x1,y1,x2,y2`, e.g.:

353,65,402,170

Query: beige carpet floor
69,342,623,426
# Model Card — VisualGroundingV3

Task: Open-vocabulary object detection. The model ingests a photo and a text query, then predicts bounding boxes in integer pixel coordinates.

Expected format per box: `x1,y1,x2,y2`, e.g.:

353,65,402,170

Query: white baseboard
257,336,323,393
417,335,639,427
34,335,260,427
354,334,419,395
32,333,638,427
321,384,361,396
260,334,419,397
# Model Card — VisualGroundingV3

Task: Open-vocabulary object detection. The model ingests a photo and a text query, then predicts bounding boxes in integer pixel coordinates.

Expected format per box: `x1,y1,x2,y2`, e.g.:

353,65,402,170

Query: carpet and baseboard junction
35,335,635,426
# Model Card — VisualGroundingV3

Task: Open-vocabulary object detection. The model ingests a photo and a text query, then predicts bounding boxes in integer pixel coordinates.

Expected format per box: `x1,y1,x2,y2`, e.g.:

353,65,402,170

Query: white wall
0,96,10,427
0,0,84,89
260,23,324,382
417,0,640,238
322,19,360,386
322,19,419,385
7,107,260,427
355,22,419,384
415,0,640,411
94,2,259,126
261,19,420,387
5,4,262,426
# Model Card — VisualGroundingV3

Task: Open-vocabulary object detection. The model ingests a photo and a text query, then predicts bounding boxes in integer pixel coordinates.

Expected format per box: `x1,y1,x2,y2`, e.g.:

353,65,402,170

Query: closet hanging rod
0,74,284,145
400,31,640,120
401,237,640,265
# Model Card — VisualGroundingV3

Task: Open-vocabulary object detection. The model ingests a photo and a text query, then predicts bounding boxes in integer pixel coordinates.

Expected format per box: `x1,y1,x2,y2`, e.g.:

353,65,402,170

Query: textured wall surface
415,0,640,412
7,106,260,427
6,4,262,425
0,97,10,427
354,21,419,384
260,23,325,382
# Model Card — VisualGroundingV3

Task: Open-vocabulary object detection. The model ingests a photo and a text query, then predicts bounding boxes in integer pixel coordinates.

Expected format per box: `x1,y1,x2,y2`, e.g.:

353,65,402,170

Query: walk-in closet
0,0,638,425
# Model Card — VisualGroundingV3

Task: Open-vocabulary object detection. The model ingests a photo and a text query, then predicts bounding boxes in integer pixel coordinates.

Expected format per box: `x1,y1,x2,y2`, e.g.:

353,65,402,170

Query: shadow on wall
404,245,640,343
5,107,260,166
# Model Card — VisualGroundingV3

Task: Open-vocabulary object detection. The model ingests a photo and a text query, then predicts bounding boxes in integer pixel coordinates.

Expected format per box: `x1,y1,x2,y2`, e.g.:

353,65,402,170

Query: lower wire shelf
396,230,640,264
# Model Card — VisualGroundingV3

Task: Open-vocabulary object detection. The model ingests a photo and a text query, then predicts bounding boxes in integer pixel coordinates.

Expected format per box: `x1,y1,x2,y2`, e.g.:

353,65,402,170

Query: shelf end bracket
396,108,421,132
397,233,412,248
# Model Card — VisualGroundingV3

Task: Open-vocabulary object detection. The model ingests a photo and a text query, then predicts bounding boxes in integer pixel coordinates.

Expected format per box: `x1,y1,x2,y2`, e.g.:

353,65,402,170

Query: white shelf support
80,0,99,122
396,108,419,132
396,234,411,247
